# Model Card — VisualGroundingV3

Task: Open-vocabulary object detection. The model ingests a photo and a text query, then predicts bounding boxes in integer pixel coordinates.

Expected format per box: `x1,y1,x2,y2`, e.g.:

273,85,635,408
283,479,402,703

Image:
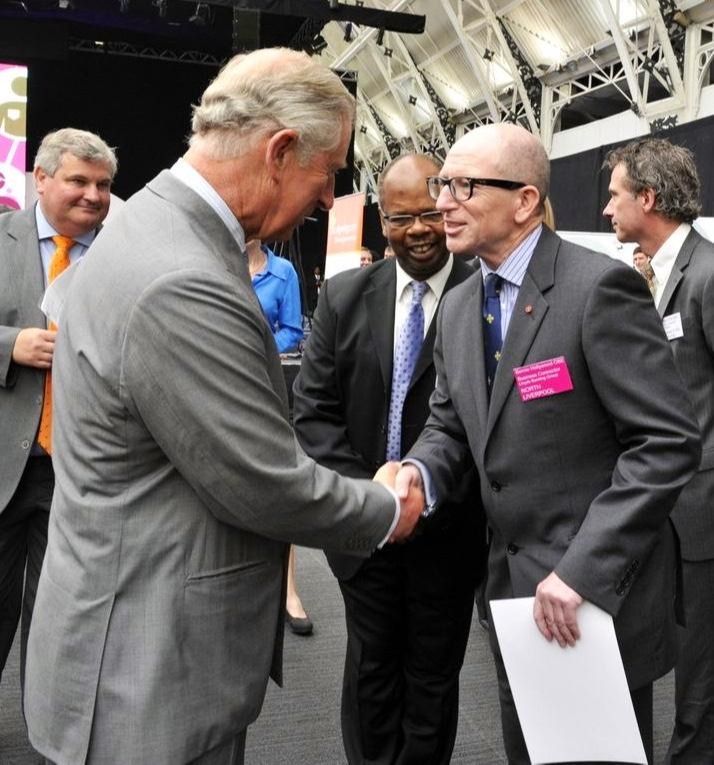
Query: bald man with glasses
394,124,701,763
293,153,486,765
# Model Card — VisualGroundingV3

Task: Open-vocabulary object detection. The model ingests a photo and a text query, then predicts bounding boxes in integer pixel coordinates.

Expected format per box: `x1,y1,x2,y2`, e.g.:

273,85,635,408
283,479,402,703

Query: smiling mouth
409,242,435,254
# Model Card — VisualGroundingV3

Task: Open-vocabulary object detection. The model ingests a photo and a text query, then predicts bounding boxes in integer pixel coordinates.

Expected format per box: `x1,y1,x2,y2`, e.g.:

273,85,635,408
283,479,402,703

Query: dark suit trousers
0,456,52,687
338,517,479,765
667,557,714,763
494,653,654,764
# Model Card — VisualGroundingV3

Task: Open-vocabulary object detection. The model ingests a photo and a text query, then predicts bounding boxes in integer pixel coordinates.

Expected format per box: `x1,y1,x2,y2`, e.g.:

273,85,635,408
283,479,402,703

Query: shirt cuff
401,458,437,517
376,485,400,548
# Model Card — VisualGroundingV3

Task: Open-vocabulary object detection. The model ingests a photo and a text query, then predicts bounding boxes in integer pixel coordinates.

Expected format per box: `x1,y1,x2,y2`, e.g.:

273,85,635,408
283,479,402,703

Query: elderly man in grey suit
604,138,714,764
0,128,116,688
394,123,701,764
24,48,423,765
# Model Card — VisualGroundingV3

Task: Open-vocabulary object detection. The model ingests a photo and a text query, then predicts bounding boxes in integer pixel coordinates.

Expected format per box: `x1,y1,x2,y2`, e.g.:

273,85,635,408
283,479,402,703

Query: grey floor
1,546,675,764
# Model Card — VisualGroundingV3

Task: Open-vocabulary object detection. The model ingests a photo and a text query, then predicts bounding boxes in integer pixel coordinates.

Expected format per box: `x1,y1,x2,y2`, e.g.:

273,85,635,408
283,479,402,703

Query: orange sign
325,192,364,277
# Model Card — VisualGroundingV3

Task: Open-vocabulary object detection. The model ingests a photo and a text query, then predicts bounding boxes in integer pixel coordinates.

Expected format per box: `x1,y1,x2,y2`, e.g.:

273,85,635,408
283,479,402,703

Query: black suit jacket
658,228,714,560
293,256,484,580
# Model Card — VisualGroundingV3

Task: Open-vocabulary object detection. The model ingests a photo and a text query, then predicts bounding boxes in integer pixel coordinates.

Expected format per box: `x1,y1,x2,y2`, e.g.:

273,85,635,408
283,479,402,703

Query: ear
265,129,300,177
33,166,48,194
380,212,389,239
514,185,541,224
639,187,657,213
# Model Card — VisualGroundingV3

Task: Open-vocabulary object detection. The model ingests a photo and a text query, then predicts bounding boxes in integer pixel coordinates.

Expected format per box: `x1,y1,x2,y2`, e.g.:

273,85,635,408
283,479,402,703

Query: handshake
373,462,425,543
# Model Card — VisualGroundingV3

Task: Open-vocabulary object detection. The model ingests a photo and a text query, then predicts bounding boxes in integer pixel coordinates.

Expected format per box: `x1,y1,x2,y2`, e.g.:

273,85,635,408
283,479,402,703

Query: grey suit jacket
0,207,47,511
658,228,714,560
408,226,701,689
24,171,395,765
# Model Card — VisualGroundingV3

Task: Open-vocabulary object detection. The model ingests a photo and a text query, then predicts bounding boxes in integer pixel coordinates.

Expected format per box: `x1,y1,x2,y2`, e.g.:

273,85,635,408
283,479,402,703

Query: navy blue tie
483,274,503,392
386,281,428,460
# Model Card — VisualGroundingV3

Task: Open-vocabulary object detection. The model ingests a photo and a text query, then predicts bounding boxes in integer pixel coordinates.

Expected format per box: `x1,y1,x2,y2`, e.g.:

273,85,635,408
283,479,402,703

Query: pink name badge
513,356,574,402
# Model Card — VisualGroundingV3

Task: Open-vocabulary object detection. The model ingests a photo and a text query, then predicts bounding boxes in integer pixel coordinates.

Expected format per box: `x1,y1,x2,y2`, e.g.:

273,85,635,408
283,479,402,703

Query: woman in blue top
247,240,312,634
247,239,304,353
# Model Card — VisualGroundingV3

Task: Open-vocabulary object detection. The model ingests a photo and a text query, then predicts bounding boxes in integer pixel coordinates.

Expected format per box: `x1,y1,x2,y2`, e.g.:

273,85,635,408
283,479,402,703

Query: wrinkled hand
533,572,584,647
12,328,56,369
373,462,425,542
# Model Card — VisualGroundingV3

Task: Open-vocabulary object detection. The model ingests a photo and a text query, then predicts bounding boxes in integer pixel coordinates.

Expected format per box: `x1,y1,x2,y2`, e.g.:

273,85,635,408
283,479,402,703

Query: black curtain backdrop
550,114,714,232
25,51,217,201
12,42,358,313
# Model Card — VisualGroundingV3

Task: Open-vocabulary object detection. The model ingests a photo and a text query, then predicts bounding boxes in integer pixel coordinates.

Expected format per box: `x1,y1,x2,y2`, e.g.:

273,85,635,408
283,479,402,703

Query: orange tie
36,235,75,454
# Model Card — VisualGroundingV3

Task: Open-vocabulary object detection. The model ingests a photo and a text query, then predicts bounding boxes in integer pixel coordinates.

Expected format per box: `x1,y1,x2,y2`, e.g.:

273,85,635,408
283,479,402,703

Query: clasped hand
373,462,425,542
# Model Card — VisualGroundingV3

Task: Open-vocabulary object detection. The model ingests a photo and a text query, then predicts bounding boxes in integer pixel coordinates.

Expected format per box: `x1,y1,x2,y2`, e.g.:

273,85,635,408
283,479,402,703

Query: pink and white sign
0,62,27,211
513,356,574,402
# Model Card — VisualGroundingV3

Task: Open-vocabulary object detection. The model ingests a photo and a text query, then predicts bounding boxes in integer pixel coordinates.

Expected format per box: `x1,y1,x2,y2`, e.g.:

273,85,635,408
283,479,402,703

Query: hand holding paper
533,571,583,647
373,461,425,542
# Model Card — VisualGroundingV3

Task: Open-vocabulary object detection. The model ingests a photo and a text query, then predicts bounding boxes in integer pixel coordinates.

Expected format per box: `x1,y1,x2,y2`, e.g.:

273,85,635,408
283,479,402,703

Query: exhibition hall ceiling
2,0,714,190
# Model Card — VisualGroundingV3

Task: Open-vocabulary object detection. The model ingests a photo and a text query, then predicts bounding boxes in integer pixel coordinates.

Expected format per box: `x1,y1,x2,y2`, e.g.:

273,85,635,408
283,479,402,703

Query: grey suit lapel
486,232,555,438
657,229,697,317
364,262,397,392
463,277,490,439
5,208,46,327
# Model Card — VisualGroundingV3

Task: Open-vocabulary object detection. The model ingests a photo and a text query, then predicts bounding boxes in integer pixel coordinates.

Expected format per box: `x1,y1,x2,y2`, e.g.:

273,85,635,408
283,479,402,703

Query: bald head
378,153,441,209
436,123,549,267
449,123,550,208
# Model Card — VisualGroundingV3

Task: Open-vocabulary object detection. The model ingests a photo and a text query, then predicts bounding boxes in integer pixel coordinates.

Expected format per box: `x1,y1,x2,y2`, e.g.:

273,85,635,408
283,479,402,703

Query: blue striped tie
386,281,428,460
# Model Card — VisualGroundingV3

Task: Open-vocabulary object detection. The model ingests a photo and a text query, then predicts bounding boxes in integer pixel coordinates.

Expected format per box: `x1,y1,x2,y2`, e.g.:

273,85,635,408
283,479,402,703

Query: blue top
252,247,304,353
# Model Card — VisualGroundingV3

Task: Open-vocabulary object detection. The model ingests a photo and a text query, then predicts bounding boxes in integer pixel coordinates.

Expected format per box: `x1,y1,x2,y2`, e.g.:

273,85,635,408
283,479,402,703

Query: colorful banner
0,62,27,210
325,191,365,278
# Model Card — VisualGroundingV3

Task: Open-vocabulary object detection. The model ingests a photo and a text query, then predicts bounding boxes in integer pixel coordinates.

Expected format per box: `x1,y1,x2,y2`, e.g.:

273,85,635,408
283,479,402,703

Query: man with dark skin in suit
293,153,484,765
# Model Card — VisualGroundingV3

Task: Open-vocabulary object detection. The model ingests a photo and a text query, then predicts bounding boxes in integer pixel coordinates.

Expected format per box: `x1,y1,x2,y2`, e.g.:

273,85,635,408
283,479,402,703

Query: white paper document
40,260,82,326
490,597,646,764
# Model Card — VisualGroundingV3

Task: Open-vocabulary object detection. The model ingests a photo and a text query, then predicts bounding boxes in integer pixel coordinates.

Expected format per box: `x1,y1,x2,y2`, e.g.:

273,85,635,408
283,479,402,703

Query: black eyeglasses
426,176,526,202
381,210,444,228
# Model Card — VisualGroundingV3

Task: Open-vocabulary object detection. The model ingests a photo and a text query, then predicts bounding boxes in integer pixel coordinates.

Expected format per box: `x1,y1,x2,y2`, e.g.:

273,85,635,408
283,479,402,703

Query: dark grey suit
660,228,714,763
24,171,397,765
0,207,53,684
293,257,485,764
407,227,701,762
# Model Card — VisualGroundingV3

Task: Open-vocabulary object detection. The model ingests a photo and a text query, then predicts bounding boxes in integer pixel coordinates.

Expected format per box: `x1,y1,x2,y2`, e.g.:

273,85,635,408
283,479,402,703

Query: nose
83,183,101,204
603,199,613,218
436,184,456,212
406,215,429,234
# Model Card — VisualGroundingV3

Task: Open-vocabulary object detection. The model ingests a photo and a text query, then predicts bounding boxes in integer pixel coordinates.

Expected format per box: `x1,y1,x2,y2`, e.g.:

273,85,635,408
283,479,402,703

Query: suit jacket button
21,439,30,450
506,543,519,555
490,481,501,492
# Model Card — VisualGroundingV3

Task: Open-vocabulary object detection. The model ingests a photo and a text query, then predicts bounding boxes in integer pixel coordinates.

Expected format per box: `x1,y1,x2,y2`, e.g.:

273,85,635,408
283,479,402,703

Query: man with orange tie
0,127,116,686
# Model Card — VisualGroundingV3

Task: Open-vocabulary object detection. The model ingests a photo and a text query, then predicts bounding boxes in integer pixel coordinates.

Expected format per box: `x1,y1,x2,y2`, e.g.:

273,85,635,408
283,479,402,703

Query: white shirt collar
394,253,454,303
170,158,246,251
651,222,690,306
34,202,97,248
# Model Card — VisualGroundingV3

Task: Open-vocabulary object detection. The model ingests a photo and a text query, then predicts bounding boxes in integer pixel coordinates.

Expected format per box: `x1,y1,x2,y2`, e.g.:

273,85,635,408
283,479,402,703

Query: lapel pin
524,304,533,315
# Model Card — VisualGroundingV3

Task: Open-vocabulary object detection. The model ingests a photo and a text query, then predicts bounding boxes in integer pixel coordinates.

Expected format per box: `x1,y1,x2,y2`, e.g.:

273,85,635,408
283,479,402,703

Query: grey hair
377,152,442,209
34,128,118,178
190,47,356,164
604,138,701,222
